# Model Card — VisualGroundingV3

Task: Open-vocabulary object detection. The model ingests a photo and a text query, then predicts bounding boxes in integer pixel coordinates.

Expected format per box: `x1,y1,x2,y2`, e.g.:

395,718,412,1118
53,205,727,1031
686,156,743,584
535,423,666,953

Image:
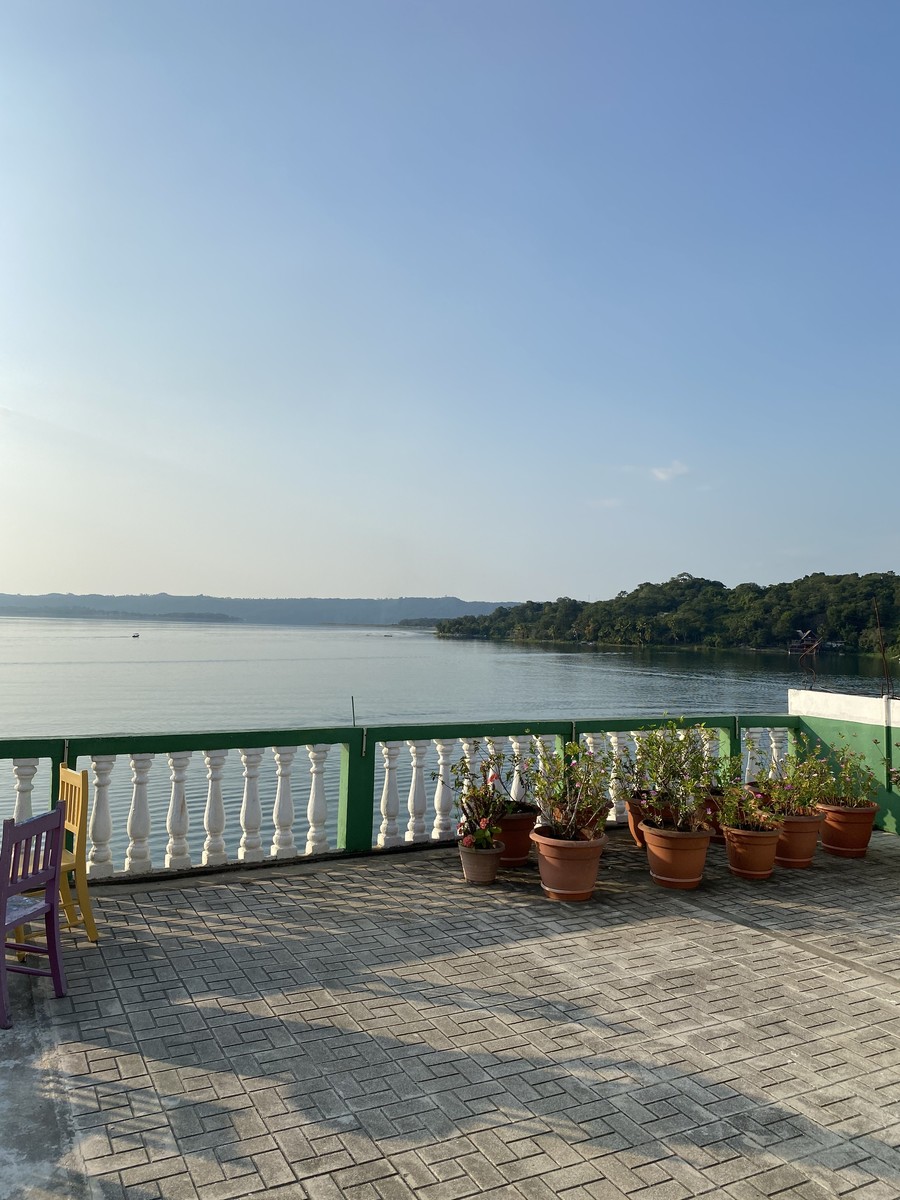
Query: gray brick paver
28,835,900,1200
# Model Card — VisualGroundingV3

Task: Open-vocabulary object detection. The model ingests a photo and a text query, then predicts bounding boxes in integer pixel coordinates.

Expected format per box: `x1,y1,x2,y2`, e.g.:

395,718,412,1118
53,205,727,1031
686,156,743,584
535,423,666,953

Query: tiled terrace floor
9,828,900,1200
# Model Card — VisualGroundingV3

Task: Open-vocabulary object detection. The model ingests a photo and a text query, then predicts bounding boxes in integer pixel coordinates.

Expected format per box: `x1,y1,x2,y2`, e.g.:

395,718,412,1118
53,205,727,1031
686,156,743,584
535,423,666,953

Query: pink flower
488,772,499,783
462,835,475,848
479,818,489,829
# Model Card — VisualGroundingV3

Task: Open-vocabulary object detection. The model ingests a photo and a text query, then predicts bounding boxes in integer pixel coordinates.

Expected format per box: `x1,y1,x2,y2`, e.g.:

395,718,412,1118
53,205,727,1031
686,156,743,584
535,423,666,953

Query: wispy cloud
650,460,689,483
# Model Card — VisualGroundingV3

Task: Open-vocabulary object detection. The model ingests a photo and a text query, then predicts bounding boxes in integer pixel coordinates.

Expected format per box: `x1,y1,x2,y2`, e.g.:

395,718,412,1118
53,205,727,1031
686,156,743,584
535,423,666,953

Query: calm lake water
0,617,887,867
0,616,887,738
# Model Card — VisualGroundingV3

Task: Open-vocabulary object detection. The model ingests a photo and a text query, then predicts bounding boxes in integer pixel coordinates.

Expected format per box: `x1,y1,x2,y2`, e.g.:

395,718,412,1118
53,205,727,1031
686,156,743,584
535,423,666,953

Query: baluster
377,741,403,847
202,749,228,867
743,728,768,783
508,734,532,806
12,759,39,821
271,746,298,858
607,732,630,823
431,739,457,839
404,740,430,843
88,754,117,879
165,751,193,870
238,747,266,862
306,744,330,855
125,752,155,873
583,731,615,822
769,727,789,775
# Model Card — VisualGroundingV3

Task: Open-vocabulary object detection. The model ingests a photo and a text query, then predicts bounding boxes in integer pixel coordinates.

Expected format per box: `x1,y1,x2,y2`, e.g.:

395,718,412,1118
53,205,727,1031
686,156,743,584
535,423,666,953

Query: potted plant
755,733,827,869
816,734,881,858
718,785,782,880
447,744,507,885
528,739,615,901
636,722,715,889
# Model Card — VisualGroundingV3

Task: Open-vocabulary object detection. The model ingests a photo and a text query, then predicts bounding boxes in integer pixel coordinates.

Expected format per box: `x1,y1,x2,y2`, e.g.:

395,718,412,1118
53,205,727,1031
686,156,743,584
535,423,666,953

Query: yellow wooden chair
58,766,98,943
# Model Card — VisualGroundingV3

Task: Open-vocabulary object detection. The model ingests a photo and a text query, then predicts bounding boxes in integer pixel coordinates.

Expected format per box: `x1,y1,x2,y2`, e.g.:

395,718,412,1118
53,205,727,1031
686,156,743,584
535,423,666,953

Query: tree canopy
435,572,900,653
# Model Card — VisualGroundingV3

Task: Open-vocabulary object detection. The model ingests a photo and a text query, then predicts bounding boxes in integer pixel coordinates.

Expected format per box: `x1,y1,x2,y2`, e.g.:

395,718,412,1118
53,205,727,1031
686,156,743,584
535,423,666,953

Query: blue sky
1,1,897,602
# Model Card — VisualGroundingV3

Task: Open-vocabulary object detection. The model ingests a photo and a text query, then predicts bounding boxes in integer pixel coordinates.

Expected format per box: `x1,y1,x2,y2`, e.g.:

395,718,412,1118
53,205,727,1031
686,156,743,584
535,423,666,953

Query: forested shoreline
435,572,900,653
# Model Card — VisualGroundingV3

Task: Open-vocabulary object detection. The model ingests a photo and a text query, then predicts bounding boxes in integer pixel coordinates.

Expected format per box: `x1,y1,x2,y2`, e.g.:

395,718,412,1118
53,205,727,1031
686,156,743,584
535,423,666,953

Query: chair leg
44,909,67,999
73,866,98,943
59,872,78,931
0,948,11,1028
14,924,27,962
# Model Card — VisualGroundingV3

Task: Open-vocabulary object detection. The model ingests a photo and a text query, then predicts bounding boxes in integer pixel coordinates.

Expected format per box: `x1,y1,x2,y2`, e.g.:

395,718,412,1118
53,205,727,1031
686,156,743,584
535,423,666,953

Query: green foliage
435,571,900,653
528,740,617,841
444,741,525,849
633,721,717,832
718,785,781,832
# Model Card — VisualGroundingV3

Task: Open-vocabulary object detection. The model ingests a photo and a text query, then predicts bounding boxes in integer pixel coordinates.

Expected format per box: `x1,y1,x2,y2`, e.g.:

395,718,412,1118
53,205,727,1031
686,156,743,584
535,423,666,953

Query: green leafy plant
529,739,616,841
718,784,781,832
823,734,880,807
755,732,831,816
445,741,519,849
633,721,716,832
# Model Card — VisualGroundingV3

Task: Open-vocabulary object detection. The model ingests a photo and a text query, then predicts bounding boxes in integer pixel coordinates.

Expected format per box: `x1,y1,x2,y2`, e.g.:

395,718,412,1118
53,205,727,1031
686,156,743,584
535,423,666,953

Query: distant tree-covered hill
435,572,900,653
0,593,515,626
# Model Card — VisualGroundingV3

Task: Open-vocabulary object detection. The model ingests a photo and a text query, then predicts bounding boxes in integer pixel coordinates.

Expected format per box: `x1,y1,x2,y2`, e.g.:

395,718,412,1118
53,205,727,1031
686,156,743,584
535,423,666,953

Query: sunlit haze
2,1,897,602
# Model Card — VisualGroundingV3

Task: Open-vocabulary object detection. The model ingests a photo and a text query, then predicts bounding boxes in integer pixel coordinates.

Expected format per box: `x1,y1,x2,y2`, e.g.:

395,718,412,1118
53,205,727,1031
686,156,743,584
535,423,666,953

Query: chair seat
4,893,48,929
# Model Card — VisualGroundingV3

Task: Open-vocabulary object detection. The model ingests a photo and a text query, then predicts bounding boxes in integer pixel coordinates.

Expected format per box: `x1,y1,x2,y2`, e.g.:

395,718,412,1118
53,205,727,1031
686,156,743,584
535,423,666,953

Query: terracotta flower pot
530,828,607,901
816,802,879,859
626,795,647,848
722,825,781,880
639,823,712,890
498,811,538,866
704,790,726,845
458,842,504,885
774,813,822,869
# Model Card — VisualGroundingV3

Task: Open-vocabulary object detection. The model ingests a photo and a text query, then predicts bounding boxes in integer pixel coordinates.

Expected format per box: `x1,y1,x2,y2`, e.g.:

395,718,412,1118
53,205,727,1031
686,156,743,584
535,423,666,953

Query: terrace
4,690,900,1199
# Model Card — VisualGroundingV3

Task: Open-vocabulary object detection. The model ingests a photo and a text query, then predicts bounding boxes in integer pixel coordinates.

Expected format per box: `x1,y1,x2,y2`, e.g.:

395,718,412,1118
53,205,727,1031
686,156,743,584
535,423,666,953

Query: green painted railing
0,713,811,878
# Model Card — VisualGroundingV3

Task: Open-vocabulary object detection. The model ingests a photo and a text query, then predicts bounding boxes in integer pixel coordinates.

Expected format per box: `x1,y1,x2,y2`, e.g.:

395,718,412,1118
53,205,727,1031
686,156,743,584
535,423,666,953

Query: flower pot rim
457,841,505,853
721,823,781,836
816,800,879,813
530,827,608,849
638,821,712,838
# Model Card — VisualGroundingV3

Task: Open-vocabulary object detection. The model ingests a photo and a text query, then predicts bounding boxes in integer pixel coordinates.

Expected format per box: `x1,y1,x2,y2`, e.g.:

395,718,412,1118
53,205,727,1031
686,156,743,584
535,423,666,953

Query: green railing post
338,729,376,852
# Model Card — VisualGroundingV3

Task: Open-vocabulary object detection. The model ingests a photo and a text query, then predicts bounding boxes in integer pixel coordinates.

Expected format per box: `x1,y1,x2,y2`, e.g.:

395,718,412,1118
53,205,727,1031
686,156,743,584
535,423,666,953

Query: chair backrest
1,802,67,903
59,766,89,852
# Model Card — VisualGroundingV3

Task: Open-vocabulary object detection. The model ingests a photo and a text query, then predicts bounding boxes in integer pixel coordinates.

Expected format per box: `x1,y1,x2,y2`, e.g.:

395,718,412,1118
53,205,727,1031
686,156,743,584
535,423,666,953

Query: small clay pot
722,825,781,880
640,823,712,890
530,828,607,901
498,811,538,866
458,842,504,884
774,813,822,869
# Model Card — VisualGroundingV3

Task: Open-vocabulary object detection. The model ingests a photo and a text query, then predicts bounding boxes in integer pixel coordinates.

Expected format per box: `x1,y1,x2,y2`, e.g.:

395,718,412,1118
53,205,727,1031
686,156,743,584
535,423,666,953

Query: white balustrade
271,746,298,858
165,751,193,870
306,744,330,855
377,741,403,847
405,740,430,843
743,728,772,782
769,727,789,773
201,749,229,867
431,739,457,839
12,758,39,821
88,754,117,879
125,752,155,873
508,734,532,806
238,747,266,863
607,732,631,823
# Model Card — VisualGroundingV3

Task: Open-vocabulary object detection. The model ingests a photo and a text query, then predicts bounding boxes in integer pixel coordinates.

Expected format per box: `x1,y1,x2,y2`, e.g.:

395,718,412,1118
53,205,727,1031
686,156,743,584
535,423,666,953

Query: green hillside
435,572,900,653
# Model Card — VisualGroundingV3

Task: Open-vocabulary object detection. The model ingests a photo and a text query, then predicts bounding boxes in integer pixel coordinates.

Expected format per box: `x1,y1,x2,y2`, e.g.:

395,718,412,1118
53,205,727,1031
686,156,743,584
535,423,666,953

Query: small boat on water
132,633,140,638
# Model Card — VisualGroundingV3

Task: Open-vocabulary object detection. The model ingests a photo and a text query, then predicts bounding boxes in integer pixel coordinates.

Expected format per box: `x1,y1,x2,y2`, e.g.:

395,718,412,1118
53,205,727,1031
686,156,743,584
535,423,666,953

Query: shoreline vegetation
435,572,900,655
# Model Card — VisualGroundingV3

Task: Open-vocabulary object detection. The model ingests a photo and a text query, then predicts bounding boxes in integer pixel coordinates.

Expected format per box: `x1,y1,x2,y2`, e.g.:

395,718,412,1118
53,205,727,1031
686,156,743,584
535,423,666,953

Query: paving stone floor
13,828,900,1199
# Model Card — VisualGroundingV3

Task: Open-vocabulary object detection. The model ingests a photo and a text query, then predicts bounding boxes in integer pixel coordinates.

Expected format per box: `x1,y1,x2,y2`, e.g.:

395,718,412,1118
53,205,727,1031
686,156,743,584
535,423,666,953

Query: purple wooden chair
1,803,68,1029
